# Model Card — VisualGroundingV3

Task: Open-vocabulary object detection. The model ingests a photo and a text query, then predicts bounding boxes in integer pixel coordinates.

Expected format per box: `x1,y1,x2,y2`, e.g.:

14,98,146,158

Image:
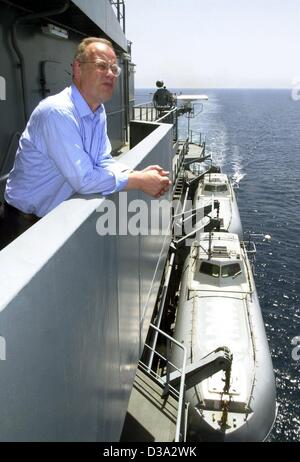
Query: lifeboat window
199,261,220,278
221,263,242,278
204,184,228,192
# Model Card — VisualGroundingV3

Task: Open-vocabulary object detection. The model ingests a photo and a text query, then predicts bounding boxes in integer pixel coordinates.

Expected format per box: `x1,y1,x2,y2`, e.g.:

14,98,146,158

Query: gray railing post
164,338,171,396
180,384,186,441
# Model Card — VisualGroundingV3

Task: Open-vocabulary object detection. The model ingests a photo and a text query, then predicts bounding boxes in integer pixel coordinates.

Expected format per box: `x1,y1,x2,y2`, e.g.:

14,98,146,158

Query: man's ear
72,60,81,81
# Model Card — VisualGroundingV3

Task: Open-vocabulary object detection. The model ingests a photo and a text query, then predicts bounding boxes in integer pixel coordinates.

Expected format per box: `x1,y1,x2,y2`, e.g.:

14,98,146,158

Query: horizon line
135,87,292,90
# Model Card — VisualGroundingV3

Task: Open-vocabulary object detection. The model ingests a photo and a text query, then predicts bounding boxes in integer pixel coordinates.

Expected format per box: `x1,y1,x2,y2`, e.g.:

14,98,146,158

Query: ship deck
120,368,185,442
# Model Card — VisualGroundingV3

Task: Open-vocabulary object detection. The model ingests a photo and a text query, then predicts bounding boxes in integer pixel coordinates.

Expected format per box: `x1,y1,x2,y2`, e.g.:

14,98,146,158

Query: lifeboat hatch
212,245,228,256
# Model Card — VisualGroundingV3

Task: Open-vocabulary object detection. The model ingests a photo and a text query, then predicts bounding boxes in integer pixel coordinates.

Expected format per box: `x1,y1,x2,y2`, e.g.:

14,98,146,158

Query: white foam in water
211,128,228,168
231,146,246,185
232,169,246,185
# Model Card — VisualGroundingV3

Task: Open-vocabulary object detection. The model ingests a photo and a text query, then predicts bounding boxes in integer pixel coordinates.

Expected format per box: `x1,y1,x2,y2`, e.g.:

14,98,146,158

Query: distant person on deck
0,37,171,250
153,80,174,110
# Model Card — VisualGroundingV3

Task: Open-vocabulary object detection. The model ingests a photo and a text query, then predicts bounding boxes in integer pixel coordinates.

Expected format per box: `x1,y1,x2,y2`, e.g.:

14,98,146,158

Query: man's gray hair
74,37,115,61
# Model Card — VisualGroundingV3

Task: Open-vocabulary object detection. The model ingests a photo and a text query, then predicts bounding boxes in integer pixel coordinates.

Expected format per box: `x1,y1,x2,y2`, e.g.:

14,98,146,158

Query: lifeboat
193,173,243,238
172,232,277,441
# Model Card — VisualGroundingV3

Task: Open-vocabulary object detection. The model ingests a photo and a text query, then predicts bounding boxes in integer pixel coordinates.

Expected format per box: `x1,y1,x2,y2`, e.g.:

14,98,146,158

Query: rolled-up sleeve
41,109,128,195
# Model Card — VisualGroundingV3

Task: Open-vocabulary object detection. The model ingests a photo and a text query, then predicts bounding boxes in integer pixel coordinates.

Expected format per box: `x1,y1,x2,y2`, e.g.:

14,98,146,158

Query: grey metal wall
72,0,127,51
0,123,173,441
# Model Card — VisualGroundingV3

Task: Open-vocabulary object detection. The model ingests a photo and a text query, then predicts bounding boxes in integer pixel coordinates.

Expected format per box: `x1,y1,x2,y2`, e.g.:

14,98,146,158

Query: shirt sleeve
94,115,132,177
40,108,128,195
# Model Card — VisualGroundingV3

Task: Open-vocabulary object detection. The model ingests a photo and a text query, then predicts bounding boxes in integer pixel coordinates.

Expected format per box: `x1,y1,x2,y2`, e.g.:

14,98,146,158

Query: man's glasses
79,59,121,77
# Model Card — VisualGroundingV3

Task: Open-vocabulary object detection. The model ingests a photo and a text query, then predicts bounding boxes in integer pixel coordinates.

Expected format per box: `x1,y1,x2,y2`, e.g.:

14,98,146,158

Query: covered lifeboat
172,232,276,441
193,173,243,238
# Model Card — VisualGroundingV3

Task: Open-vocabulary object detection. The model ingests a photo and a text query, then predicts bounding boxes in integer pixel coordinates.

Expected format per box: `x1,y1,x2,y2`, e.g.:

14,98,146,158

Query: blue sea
136,88,300,442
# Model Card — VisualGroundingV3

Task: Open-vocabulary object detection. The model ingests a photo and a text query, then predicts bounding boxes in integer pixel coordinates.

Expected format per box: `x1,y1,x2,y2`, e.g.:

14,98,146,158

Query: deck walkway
120,368,180,442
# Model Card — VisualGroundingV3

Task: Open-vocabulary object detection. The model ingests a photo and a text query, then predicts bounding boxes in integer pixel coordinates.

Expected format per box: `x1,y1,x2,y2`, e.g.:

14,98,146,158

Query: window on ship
221,263,242,278
204,184,228,192
199,261,220,278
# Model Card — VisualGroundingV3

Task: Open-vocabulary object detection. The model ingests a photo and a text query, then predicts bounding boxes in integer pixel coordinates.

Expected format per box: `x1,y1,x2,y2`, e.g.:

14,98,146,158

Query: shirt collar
71,84,104,119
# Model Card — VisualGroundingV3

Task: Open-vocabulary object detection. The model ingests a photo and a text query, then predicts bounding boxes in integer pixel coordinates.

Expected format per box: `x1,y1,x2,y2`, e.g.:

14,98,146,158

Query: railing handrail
172,139,189,192
155,107,177,123
131,105,178,141
133,101,153,108
142,322,187,442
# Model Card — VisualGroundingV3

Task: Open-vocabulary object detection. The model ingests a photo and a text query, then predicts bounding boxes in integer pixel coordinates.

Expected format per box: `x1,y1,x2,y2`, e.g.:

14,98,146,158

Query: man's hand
126,166,172,198
142,165,169,177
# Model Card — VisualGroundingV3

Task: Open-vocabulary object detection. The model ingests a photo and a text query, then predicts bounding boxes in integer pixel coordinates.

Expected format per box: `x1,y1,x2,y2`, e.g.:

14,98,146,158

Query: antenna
184,103,203,135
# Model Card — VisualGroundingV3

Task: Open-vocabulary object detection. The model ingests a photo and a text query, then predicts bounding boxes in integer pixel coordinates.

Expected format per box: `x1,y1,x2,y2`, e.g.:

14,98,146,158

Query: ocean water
136,88,300,442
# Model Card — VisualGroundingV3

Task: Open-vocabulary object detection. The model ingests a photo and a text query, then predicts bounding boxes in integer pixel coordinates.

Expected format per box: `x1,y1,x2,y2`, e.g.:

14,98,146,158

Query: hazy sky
125,0,300,88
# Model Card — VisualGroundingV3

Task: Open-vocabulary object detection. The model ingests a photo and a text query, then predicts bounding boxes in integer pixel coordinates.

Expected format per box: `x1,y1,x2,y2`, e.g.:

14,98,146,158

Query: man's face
75,42,118,105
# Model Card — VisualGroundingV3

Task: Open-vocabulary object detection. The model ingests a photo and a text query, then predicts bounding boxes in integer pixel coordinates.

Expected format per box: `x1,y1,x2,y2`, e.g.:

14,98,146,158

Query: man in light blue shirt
1,37,171,249
5,83,129,217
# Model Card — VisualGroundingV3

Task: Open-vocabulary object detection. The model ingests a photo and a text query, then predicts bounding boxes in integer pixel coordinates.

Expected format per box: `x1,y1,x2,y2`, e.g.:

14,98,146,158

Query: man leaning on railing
0,37,171,251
